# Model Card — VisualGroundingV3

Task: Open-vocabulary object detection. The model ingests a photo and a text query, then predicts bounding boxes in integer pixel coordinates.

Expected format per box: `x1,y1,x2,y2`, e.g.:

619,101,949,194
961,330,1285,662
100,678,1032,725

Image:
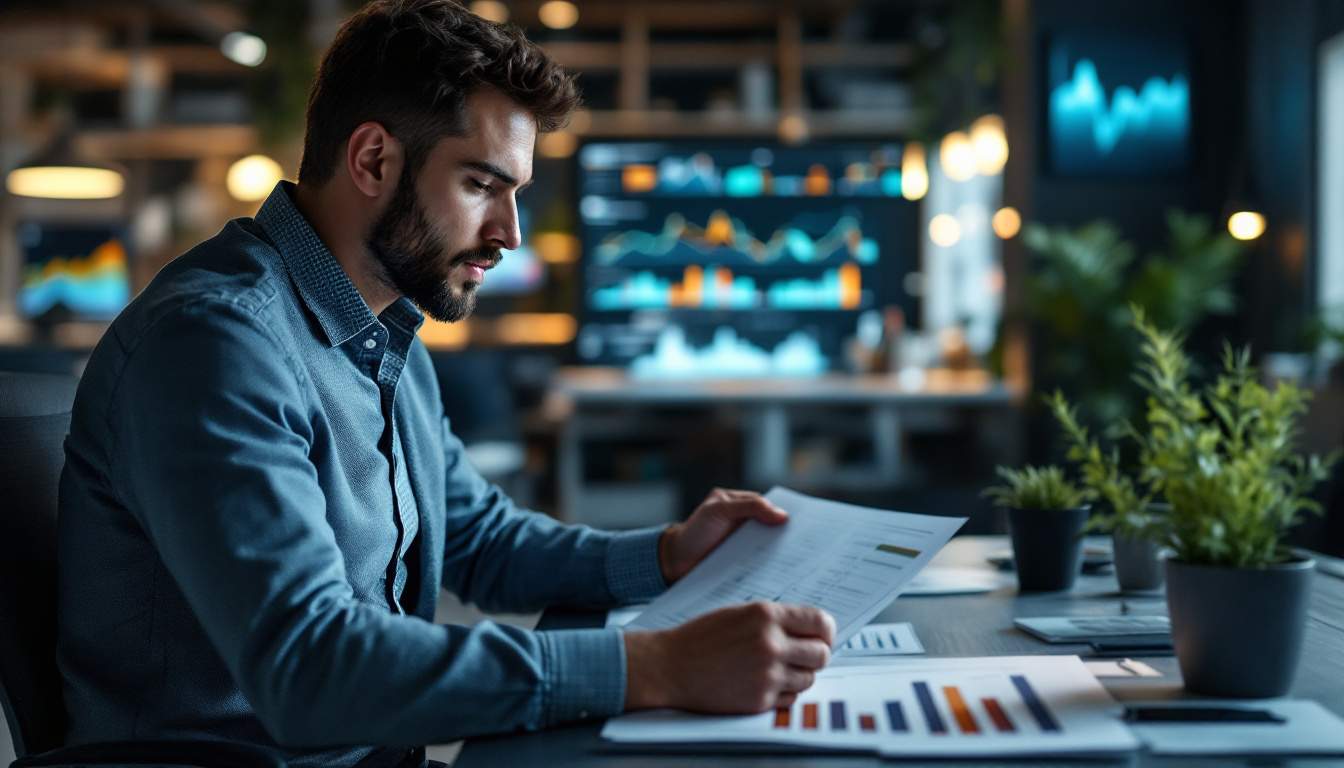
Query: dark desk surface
453,536,1344,767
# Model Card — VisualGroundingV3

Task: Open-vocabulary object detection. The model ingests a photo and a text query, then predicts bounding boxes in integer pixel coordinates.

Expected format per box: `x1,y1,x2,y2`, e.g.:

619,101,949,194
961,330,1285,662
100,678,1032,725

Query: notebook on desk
1014,615,1171,644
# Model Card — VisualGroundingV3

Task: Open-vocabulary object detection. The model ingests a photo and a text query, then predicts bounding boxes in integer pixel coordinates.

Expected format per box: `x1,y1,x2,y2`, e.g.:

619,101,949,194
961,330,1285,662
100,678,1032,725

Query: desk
548,368,1020,524
454,536,1344,767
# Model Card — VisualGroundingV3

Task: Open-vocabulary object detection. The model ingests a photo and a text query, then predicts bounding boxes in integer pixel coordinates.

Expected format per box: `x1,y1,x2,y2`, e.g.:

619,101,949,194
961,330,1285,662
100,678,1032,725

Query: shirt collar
255,181,400,348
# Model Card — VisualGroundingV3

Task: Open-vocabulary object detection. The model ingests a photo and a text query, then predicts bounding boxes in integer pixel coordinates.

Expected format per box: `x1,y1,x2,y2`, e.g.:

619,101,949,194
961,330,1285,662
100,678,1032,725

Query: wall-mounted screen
576,141,919,378
1046,34,1191,176
17,221,131,321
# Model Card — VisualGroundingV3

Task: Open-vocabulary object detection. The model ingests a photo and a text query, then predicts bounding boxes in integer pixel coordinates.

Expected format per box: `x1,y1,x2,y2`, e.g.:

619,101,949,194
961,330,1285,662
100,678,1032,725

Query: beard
365,168,499,323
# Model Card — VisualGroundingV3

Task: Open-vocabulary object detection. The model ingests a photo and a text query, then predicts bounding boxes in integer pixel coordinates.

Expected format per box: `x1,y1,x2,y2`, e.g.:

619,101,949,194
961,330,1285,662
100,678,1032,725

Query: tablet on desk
1014,615,1171,644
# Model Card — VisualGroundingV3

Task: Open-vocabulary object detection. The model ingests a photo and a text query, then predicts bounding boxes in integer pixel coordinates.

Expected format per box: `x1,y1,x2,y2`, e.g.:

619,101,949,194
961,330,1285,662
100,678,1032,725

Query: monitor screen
1046,33,1191,177
576,140,919,378
17,221,131,321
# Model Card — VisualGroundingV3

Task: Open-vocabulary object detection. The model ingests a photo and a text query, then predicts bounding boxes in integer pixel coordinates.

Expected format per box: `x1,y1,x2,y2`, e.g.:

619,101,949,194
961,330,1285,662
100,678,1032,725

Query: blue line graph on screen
630,326,827,379
593,209,880,268
1048,42,1189,174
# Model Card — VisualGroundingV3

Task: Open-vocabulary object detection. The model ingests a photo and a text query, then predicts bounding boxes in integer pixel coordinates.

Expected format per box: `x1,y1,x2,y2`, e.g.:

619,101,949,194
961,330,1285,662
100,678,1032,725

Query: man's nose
486,197,522,251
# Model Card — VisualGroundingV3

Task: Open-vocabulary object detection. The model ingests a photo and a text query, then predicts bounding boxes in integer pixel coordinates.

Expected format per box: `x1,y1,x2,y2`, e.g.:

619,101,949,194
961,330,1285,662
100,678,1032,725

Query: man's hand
658,488,788,584
623,602,835,713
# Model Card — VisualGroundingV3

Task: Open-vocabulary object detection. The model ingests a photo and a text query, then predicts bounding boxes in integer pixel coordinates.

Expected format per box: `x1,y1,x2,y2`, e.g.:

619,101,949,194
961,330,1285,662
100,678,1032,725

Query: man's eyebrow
461,160,531,190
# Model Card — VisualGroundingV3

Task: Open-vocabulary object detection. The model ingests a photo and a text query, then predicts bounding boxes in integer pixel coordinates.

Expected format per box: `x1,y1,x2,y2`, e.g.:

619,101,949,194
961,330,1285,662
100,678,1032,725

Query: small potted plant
983,465,1091,591
1125,308,1339,697
1048,391,1166,592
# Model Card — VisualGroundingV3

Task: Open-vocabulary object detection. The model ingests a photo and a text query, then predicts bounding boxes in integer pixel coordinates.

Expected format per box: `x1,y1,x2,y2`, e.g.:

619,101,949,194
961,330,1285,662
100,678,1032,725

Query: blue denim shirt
56,182,667,766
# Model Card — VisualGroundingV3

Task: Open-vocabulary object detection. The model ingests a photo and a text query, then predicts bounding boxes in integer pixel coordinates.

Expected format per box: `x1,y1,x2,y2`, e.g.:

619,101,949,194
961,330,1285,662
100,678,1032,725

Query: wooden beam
74,124,258,160
617,3,649,111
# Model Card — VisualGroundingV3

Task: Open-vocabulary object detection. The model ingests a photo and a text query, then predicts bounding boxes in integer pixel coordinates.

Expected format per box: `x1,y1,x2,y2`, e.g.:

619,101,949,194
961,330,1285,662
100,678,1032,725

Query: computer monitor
16,221,131,322
1045,33,1191,177
575,140,919,377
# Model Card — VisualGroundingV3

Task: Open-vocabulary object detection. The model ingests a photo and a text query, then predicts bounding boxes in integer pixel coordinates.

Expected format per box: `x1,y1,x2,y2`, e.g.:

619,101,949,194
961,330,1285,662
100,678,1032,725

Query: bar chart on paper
602,656,1138,757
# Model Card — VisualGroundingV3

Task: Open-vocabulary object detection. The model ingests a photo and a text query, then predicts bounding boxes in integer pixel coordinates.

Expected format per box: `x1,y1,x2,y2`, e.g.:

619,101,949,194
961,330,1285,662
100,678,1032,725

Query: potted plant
1124,308,1339,697
983,466,1091,591
1047,391,1166,592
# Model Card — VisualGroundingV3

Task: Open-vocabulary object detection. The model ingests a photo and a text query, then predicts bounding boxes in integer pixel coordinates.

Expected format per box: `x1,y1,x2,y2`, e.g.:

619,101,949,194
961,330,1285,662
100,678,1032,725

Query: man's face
366,88,535,322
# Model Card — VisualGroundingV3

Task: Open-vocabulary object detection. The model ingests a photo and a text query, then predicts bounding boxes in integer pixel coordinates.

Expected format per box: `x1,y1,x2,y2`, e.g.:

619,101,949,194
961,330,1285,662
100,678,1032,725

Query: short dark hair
297,0,579,186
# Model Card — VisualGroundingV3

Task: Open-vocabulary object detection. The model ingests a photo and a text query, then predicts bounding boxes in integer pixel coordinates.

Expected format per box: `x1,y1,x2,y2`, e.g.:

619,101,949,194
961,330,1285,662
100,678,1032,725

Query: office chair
0,371,284,768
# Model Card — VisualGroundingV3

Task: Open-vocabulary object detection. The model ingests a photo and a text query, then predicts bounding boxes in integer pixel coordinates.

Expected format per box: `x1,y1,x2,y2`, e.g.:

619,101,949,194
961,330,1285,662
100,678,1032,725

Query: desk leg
558,413,583,522
746,404,791,488
873,405,903,482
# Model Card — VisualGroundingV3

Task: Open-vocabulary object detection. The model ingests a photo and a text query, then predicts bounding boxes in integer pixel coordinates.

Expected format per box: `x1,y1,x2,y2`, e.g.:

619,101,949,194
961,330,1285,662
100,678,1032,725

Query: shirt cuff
538,628,626,725
604,526,668,603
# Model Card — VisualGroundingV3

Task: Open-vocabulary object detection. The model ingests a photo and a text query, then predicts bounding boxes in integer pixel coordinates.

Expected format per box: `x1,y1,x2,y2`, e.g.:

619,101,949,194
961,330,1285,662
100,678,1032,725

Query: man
56,2,834,766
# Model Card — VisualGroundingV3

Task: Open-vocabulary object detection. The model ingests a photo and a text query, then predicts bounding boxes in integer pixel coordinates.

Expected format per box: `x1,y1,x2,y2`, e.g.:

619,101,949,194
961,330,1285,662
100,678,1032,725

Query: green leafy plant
1126,308,1340,567
1024,211,1244,427
982,465,1089,511
1047,390,1156,537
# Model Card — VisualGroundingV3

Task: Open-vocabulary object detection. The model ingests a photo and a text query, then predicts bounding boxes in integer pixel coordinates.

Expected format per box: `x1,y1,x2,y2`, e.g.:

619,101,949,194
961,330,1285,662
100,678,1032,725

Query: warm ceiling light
469,0,509,23
901,142,928,201
538,130,577,158
929,213,962,247
220,31,267,67
538,0,578,29
991,206,1022,239
939,130,976,182
778,114,809,144
6,165,124,199
226,154,283,202
1227,211,1266,241
970,114,1009,175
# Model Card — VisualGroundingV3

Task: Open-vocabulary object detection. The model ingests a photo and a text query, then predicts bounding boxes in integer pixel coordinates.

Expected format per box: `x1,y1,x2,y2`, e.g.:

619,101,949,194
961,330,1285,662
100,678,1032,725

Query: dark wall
1245,0,1318,352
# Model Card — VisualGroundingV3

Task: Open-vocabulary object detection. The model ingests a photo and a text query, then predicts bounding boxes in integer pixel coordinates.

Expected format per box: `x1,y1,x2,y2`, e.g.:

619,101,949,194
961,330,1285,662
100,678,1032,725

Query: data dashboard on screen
575,141,919,378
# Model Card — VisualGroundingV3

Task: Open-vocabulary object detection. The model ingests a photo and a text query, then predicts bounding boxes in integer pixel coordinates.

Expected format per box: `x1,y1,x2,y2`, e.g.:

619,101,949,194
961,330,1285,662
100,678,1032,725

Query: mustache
451,246,501,268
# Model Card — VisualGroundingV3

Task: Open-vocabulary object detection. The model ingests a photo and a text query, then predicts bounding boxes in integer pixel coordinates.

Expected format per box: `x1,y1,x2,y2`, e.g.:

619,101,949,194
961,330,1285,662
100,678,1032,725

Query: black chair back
0,372,78,757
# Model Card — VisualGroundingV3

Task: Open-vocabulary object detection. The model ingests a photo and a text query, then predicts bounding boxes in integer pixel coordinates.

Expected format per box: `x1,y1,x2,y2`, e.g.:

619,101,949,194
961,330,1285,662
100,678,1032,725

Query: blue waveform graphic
1049,49,1189,174
594,210,880,268
590,265,865,311
630,326,827,379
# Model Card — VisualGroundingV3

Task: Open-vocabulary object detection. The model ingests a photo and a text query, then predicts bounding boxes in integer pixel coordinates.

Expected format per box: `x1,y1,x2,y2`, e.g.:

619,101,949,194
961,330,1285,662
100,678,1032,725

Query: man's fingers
775,604,837,645
778,666,817,694
779,637,831,670
710,496,788,525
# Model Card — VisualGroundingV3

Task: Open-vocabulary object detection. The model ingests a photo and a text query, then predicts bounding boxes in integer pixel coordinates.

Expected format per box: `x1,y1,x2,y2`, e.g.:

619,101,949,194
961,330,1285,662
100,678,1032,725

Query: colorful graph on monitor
1047,36,1190,175
18,224,131,319
577,141,919,375
582,143,906,198
593,209,878,268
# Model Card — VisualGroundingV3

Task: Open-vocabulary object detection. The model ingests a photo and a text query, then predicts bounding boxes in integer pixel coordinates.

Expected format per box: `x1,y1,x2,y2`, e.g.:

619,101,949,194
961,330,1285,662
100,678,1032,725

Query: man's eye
470,178,494,193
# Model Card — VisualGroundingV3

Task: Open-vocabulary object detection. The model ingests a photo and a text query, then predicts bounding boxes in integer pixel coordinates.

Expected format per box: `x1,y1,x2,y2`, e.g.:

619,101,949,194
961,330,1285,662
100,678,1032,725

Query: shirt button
363,338,377,349
579,710,589,719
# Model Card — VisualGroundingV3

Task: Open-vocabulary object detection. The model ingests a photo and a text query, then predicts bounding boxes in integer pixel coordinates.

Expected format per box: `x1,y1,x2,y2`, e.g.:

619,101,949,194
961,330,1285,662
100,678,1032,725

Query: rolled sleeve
538,628,627,724
604,526,668,603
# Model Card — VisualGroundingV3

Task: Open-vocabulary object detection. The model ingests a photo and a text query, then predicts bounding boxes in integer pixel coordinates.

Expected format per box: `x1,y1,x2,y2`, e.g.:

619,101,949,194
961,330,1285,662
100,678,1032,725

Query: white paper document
834,623,924,656
1129,700,1344,755
602,655,1139,757
625,487,966,644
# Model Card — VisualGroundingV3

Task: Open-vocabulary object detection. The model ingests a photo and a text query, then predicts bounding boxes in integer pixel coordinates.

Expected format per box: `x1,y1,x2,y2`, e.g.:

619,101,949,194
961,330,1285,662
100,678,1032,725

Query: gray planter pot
1007,506,1089,591
1112,533,1164,592
1165,556,1315,697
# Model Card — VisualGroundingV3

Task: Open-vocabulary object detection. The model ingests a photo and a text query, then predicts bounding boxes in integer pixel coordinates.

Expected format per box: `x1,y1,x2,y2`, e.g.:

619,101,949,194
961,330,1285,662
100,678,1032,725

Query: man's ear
345,122,404,199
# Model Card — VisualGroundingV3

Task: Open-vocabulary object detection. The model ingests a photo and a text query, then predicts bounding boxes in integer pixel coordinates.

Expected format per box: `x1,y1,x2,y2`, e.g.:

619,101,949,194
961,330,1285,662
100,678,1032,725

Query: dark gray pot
1166,556,1315,697
1007,506,1089,591
1112,533,1164,592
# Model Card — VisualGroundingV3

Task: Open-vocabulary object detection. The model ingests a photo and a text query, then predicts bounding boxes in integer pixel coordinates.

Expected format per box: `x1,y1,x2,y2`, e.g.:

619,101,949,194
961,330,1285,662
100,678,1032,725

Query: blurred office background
3,0,1344,612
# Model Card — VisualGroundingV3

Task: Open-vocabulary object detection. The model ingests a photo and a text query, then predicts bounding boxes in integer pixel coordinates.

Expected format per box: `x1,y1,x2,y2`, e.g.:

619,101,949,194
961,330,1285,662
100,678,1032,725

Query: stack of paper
602,655,1139,757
